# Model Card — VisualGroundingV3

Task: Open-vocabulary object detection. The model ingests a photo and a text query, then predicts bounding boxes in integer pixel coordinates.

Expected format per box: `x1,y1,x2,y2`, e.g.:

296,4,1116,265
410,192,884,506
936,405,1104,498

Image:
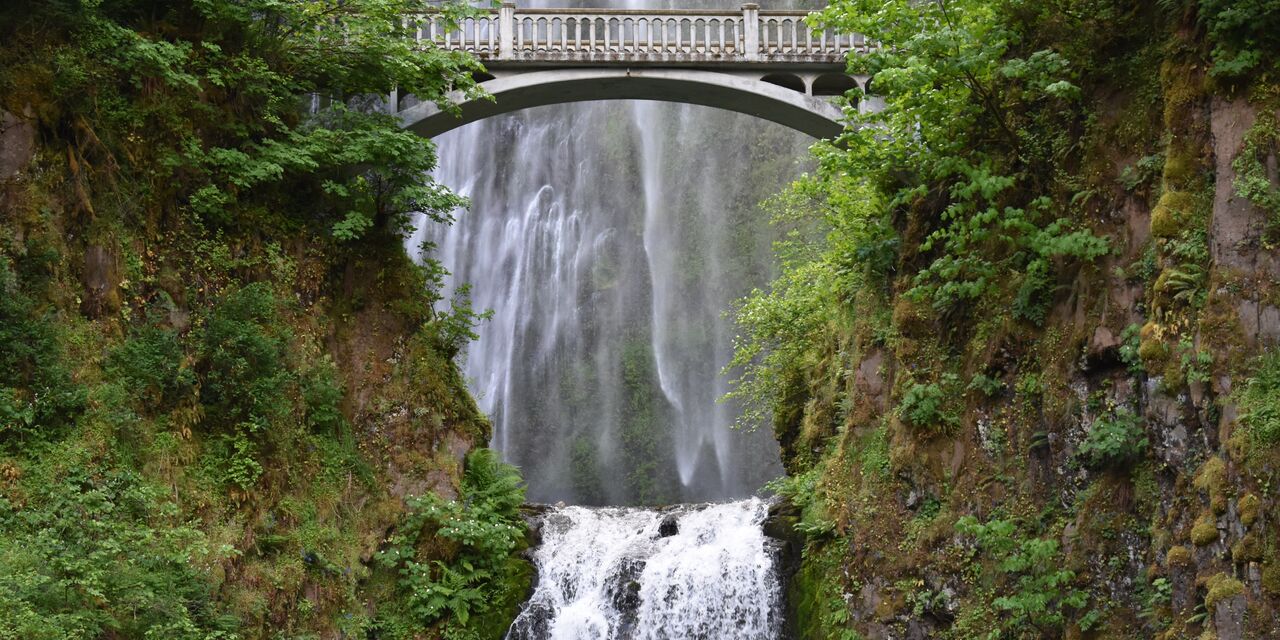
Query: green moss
469,555,536,640
1166,545,1193,568
1161,149,1198,186
788,543,853,640
1191,512,1220,547
1203,572,1244,612
1138,322,1170,365
1193,456,1230,515
1231,532,1263,563
1151,191,1195,238
1238,494,1260,527
1263,563,1280,596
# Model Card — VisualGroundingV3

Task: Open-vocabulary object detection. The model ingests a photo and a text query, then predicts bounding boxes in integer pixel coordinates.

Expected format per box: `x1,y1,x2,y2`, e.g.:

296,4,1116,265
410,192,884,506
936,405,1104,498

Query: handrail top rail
409,7,817,17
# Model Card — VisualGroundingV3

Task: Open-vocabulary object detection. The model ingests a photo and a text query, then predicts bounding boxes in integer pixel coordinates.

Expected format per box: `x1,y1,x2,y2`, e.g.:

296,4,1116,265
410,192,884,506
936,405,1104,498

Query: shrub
0,268,86,446
106,323,193,409
1199,0,1280,78
376,449,528,637
0,461,236,639
199,283,291,432
1078,407,1147,469
955,516,1088,636
899,375,959,433
1236,350,1280,449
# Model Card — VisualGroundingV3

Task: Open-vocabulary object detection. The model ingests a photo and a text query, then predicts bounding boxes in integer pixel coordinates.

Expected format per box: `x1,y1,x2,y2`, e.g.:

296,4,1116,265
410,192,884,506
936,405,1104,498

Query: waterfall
413,1,816,505
506,499,783,640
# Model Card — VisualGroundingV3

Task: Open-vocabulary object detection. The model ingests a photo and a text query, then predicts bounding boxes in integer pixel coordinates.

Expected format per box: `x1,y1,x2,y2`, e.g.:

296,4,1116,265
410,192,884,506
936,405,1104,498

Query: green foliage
106,321,193,410
1079,406,1148,469
1233,106,1280,239
0,0,478,264
199,283,290,432
955,516,1088,638
301,355,348,436
968,373,1005,397
1118,323,1145,375
1236,350,1280,450
0,265,86,447
900,382,946,428
196,283,293,489
767,467,837,538
1199,0,1280,78
727,176,889,429
810,0,1110,320
899,374,959,433
1138,576,1172,626
0,456,237,639
376,449,528,638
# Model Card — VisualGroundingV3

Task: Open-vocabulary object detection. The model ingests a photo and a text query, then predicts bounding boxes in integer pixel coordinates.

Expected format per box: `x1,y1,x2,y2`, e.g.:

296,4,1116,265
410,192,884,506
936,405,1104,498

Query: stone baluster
742,3,759,61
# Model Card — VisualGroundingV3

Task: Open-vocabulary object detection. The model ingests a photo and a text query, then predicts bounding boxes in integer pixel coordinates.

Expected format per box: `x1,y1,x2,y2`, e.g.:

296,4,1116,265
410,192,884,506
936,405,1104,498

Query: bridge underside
398,68,854,139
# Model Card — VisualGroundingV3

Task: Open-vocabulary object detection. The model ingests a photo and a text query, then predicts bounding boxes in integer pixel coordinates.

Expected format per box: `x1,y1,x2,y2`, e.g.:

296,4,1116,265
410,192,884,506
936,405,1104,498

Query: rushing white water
506,499,783,640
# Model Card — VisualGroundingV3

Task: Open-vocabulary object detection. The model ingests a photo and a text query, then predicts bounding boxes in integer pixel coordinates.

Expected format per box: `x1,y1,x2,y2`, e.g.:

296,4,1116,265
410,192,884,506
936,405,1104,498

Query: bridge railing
408,3,868,63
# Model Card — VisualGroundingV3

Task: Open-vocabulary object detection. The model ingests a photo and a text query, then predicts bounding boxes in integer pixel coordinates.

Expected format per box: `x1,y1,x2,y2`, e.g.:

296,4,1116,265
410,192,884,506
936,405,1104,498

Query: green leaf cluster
376,449,528,639
0,264,86,447
1236,350,1280,450
0,0,478,246
1078,406,1148,469
955,516,1089,638
0,455,237,639
1198,0,1280,78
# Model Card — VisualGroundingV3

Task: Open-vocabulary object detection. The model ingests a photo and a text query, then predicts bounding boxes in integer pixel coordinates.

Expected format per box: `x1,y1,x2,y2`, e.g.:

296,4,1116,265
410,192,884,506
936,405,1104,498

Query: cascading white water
413,1,819,505
506,499,783,640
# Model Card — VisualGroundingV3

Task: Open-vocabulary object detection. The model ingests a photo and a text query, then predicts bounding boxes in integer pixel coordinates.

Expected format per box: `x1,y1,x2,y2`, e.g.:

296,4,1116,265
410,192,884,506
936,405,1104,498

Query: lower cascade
506,498,783,640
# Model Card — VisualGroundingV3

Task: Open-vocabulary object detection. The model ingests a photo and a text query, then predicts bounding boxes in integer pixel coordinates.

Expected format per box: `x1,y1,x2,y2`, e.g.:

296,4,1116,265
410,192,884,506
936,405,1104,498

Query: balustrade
409,3,869,63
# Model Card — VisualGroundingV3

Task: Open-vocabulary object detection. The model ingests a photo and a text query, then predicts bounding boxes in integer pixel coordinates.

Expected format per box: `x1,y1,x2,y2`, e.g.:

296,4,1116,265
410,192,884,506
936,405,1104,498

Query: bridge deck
411,3,869,68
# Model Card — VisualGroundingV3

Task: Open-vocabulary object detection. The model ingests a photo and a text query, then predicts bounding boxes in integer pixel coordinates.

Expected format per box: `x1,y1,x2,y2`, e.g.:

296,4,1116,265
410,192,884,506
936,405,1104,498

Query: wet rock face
1215,593,1247,640
603,555,645,635
0,109,35,181
81,244,122,319
657,515,679,537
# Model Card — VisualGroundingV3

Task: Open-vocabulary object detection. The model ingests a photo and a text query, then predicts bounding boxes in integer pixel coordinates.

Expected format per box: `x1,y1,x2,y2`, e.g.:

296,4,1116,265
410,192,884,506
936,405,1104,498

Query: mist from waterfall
412,0,817,505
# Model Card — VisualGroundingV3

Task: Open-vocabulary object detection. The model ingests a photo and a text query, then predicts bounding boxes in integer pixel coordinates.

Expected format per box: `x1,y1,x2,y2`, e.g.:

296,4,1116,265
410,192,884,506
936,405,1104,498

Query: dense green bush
1237,351,1280,450
106,322,193,410
1198,0,1280,78
955,516,1089,638
0,457,236,639
899,374,960,433
376,449,528,639
1078,407,1148,469
0,266,85,447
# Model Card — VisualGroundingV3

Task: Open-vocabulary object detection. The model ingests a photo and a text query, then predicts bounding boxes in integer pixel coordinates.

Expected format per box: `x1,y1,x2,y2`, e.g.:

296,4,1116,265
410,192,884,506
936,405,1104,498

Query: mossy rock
1150,191,1195,239
1193,456,1229,515
1238,494,1260,527
468,555,536,640
1166,545,1194,568
1191,512,1220,547
1263,563,1280,596
1162,149,1198,187
1231,532,1263,563
1203,572,1245,612
891,297,929,335
1138,322,1170,364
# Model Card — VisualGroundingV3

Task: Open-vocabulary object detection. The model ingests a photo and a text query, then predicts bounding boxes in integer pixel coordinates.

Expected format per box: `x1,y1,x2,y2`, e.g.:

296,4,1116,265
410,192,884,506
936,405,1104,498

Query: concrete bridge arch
391,4,880,139
398,68,864,139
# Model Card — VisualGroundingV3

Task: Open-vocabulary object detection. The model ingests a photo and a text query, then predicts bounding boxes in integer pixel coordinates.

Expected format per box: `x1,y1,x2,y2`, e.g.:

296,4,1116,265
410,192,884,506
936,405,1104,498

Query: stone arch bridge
395,3,876,139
